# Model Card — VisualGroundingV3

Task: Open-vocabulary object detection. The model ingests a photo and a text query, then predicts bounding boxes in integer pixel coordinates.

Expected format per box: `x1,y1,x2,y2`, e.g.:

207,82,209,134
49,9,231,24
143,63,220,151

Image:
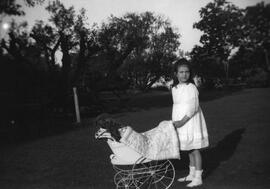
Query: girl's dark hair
172,58,194,88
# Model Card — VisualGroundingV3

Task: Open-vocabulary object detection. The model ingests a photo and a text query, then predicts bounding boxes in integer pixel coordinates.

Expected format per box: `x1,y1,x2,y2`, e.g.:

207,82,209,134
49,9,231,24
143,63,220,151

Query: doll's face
176,65,190,84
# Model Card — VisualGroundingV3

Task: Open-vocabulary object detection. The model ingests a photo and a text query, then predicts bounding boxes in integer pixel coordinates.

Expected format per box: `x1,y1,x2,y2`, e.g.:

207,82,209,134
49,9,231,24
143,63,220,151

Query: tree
73,9,101,86
98,12,180,90
46,0,76,91
1,21,39,68
192,0,244,80
39,0,104,111
0,0,103,118
0,20,51,104
45,1,101,86
31,20,60,72
190,45,224,78
228,2,270,86
241,2,270,73
0,0,44,16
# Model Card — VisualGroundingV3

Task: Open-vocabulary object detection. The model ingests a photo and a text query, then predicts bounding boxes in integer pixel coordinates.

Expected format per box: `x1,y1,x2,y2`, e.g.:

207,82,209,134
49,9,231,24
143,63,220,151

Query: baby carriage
95,117,178,189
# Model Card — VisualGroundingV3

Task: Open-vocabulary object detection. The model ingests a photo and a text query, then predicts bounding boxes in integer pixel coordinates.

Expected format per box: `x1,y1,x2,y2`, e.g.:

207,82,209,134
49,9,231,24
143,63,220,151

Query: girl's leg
177,151,196,182
189,151,196,167
187,150,203,187
193,149,202,170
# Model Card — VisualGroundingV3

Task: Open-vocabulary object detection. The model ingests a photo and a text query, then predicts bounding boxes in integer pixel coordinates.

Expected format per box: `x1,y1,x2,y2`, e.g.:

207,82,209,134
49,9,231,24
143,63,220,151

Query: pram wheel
114,170,137,189
132,160,175,189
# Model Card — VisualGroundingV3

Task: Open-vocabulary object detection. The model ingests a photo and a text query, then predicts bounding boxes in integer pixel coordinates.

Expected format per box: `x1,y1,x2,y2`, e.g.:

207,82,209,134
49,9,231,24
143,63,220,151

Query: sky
1,0,270,52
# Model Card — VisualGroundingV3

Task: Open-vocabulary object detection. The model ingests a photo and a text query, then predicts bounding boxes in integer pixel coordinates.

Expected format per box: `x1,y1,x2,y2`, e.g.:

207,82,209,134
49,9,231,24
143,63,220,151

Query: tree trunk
264,49,270,72
74,31,86,86
263,48,270,86
60,33,72,111
144,76,160,91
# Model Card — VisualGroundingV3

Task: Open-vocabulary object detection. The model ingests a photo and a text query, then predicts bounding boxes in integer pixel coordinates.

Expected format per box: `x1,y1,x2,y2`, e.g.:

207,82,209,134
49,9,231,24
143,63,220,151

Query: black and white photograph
0,0,270,188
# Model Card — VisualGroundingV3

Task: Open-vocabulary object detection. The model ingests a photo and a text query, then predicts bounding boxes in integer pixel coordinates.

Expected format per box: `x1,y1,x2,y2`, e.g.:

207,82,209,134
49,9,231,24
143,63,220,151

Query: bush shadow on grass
171,128,245,178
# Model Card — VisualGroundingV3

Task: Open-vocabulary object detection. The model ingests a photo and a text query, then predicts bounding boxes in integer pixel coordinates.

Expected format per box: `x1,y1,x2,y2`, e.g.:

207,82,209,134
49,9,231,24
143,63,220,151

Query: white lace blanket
120,120,180,160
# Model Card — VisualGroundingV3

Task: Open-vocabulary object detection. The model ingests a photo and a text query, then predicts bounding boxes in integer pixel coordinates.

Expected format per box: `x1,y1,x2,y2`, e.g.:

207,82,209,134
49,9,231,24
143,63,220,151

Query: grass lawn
1,88,270,189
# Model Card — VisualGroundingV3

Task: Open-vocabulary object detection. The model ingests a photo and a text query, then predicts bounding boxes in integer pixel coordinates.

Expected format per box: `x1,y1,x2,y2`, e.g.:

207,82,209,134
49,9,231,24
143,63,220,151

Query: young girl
171,59,209,187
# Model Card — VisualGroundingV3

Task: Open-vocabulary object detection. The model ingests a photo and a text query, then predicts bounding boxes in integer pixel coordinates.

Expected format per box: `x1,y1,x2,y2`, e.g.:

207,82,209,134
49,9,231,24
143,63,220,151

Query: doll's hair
172,58,194,88
95,113,124,142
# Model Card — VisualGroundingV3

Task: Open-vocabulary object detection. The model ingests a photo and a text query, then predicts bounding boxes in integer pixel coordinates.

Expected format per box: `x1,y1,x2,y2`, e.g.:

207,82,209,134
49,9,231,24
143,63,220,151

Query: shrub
245,68,269,87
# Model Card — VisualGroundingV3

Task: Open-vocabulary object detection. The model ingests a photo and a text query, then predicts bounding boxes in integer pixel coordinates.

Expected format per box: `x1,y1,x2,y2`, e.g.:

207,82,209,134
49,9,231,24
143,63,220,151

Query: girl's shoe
186,170,203,187
177,166,195,182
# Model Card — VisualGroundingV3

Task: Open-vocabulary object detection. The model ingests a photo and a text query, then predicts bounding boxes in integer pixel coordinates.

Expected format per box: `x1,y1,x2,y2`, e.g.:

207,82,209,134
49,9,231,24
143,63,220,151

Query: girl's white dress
172,83,209,151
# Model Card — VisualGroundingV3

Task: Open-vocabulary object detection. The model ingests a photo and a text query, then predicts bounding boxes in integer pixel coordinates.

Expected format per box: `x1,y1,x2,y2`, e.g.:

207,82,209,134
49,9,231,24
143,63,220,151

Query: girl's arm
173,115,190,129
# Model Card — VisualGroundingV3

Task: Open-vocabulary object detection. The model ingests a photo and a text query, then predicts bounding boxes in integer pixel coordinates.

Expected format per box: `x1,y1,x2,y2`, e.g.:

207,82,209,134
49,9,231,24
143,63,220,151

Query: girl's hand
173,121,183,128
173,115,190,128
